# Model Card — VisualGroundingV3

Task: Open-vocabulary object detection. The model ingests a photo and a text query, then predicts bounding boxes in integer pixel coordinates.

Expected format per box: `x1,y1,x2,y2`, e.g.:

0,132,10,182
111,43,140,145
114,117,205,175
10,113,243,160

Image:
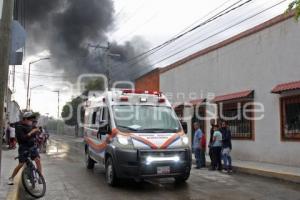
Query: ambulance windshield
112,105,181,133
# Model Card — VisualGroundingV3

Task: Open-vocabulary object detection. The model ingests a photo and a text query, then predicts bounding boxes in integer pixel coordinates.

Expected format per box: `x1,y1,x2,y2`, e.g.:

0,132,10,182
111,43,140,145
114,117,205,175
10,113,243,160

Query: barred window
219,101,254,140
281,95,300,141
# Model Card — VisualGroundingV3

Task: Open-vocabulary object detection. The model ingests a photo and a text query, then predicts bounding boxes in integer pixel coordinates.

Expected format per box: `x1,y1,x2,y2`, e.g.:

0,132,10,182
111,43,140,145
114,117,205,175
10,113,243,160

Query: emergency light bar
158,98,165,103
119,96,129,102
122,89,162,96
140,97,147,102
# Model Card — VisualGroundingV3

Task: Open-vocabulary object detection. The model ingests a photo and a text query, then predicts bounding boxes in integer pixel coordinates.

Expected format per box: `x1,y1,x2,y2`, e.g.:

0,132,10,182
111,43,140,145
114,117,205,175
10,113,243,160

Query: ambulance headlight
117,135,129,145
181,136,189,145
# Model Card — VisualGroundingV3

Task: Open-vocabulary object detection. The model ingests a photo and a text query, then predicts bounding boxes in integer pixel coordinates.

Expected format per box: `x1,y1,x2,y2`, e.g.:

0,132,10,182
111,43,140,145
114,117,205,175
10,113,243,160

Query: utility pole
0,0,14,177
53,90,60,119
52,90,60,135
88,42,120,89
12,65,16,91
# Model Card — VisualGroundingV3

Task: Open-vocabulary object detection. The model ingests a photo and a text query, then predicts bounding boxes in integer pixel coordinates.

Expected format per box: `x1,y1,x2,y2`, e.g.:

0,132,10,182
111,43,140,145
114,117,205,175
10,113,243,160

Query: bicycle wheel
22,167,46,198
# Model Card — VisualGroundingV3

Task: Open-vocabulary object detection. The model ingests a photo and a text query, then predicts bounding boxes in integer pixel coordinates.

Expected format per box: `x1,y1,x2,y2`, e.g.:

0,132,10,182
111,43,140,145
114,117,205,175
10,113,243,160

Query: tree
61,78,104,137
287,0,300,20
81,78,105,97
61,96,84,137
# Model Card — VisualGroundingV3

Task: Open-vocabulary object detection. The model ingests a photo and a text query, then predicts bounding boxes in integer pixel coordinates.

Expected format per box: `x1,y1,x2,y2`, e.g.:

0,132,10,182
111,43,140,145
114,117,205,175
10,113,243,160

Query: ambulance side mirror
180,121,188,134
99,120,107,125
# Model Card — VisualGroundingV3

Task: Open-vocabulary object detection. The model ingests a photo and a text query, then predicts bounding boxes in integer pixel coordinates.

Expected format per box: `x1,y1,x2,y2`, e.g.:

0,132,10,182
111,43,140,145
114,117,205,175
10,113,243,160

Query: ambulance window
88,109,94,125
102,107,111,130
92,112,97,124
102,107,107,121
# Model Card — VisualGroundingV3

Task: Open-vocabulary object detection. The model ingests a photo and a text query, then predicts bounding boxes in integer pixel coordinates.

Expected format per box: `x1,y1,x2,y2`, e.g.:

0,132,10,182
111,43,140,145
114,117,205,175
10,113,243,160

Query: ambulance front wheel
105,157,119,187
175,172,190,183
85,148,95,169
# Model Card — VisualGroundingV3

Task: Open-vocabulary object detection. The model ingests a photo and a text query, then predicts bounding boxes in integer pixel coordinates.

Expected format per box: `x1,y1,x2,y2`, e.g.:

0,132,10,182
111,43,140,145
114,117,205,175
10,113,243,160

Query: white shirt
9,127,15,138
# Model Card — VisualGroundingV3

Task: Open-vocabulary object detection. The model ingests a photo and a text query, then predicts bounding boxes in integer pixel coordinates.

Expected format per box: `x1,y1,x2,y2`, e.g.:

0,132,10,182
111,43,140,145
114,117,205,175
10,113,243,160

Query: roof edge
135,68,160,82
160,11,295,74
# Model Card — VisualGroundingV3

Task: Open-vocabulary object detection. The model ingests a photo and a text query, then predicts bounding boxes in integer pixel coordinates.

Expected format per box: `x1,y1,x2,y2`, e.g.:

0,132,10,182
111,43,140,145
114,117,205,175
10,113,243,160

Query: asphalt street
19,135,300,200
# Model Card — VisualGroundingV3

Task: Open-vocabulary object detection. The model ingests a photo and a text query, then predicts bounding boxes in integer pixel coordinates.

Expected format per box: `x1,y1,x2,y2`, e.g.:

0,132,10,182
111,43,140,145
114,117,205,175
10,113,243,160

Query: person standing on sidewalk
220,121,232,173
210,125,223,171
208,119,215,168
193,122,203,169
200,131,206,168
9,123,16,149
5,122,10,147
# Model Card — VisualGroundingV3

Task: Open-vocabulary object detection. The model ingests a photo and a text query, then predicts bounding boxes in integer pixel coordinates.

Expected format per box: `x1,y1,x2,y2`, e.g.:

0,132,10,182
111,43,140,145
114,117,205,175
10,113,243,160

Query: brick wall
135,68,160,91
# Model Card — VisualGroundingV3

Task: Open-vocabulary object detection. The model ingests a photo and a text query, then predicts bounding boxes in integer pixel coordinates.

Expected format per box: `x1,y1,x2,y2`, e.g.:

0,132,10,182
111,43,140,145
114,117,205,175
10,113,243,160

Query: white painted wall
160,17,300,167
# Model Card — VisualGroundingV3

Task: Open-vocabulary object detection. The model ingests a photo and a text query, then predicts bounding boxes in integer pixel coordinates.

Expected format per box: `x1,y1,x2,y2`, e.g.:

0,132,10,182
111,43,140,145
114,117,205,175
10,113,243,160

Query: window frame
280,94,300,141
217,99,255,140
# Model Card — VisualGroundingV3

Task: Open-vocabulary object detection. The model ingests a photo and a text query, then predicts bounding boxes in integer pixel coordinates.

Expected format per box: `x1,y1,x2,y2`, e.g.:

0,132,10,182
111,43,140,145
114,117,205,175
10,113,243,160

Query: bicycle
16,149,46,198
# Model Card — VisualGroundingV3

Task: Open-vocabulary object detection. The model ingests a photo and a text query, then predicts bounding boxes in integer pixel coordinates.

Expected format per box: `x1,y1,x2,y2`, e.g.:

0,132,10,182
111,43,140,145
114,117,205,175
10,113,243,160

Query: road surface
20,134,300,200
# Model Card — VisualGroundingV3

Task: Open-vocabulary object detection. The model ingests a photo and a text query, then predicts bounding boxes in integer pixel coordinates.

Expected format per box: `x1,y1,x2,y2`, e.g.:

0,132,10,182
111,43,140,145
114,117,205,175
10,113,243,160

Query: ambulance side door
88,107,102,162
98,106,111,162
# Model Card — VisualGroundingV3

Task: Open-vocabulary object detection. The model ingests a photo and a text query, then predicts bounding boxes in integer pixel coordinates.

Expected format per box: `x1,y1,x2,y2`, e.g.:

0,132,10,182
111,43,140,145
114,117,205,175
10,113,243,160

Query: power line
172,0,240,38
149,0,275,62
15,71,76,78
112,0,254,71
113,0,287,79
111,0,148,35
118,11,159,42
111,0,255,77
148,0,288,68
15,68,65,74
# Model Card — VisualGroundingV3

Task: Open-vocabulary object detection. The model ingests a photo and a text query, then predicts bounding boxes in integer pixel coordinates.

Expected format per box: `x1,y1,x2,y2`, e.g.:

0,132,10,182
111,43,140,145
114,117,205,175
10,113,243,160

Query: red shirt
201,133,206,149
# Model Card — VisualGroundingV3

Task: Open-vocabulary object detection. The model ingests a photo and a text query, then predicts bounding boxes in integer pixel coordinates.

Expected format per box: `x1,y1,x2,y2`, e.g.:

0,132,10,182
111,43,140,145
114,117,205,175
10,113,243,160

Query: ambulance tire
105,157,119,187
85,148,95,169
174,173,190,184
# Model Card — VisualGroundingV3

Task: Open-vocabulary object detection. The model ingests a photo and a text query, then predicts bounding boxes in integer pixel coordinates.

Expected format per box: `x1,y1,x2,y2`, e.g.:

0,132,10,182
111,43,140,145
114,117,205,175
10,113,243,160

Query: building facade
4,89,21,124
158,13,300,167
135,68,160,91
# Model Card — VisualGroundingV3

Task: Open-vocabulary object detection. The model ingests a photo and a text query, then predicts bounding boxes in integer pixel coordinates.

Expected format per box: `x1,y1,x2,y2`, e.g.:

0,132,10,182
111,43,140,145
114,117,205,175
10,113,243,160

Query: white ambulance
84,89,192,186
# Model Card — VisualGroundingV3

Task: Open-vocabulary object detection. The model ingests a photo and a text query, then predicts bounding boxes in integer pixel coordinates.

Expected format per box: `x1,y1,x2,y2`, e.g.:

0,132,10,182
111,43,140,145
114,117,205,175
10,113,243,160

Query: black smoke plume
25,0,150,82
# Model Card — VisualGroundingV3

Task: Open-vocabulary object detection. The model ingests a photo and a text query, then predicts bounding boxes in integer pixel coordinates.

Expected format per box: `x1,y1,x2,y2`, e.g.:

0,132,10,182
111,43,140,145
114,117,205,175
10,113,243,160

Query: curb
6,169,22,200
232,166,300,184
192,158,300,184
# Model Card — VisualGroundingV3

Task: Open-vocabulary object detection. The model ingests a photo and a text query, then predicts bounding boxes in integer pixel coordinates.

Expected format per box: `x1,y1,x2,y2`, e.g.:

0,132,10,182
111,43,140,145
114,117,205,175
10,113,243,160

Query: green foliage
287,0,300,20
81,78,105,97
61,96,84,126
61,78,104,129
84,78,105,91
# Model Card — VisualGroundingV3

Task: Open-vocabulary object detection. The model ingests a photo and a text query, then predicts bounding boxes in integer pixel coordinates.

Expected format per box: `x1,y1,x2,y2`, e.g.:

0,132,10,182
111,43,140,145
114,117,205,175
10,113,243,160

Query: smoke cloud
25,0,150,82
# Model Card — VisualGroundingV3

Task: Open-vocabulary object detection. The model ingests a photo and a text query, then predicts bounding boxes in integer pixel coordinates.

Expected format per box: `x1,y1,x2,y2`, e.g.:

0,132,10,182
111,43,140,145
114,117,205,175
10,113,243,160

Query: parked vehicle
84,89,192,186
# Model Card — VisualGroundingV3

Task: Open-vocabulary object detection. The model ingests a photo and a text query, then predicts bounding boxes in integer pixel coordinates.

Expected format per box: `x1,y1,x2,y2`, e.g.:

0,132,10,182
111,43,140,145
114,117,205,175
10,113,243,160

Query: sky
9,0,294,118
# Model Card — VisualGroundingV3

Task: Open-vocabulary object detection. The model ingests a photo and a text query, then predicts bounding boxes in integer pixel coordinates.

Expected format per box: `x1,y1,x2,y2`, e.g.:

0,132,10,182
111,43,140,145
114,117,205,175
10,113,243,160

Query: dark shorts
18,146,40,163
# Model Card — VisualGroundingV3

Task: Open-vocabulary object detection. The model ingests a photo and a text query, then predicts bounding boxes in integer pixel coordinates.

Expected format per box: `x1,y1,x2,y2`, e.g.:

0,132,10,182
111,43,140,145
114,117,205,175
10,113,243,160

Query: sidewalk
0,145,20,200
193,155,300,183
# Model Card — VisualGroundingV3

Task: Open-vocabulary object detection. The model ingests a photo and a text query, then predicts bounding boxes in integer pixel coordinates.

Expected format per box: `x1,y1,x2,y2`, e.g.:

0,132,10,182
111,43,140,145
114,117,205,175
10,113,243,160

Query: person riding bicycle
8,112,42,185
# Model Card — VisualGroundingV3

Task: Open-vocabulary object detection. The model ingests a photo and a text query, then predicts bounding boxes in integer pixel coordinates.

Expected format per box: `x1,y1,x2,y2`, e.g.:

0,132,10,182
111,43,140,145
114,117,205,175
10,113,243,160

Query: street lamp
26,57,50,110
28,84,43,110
